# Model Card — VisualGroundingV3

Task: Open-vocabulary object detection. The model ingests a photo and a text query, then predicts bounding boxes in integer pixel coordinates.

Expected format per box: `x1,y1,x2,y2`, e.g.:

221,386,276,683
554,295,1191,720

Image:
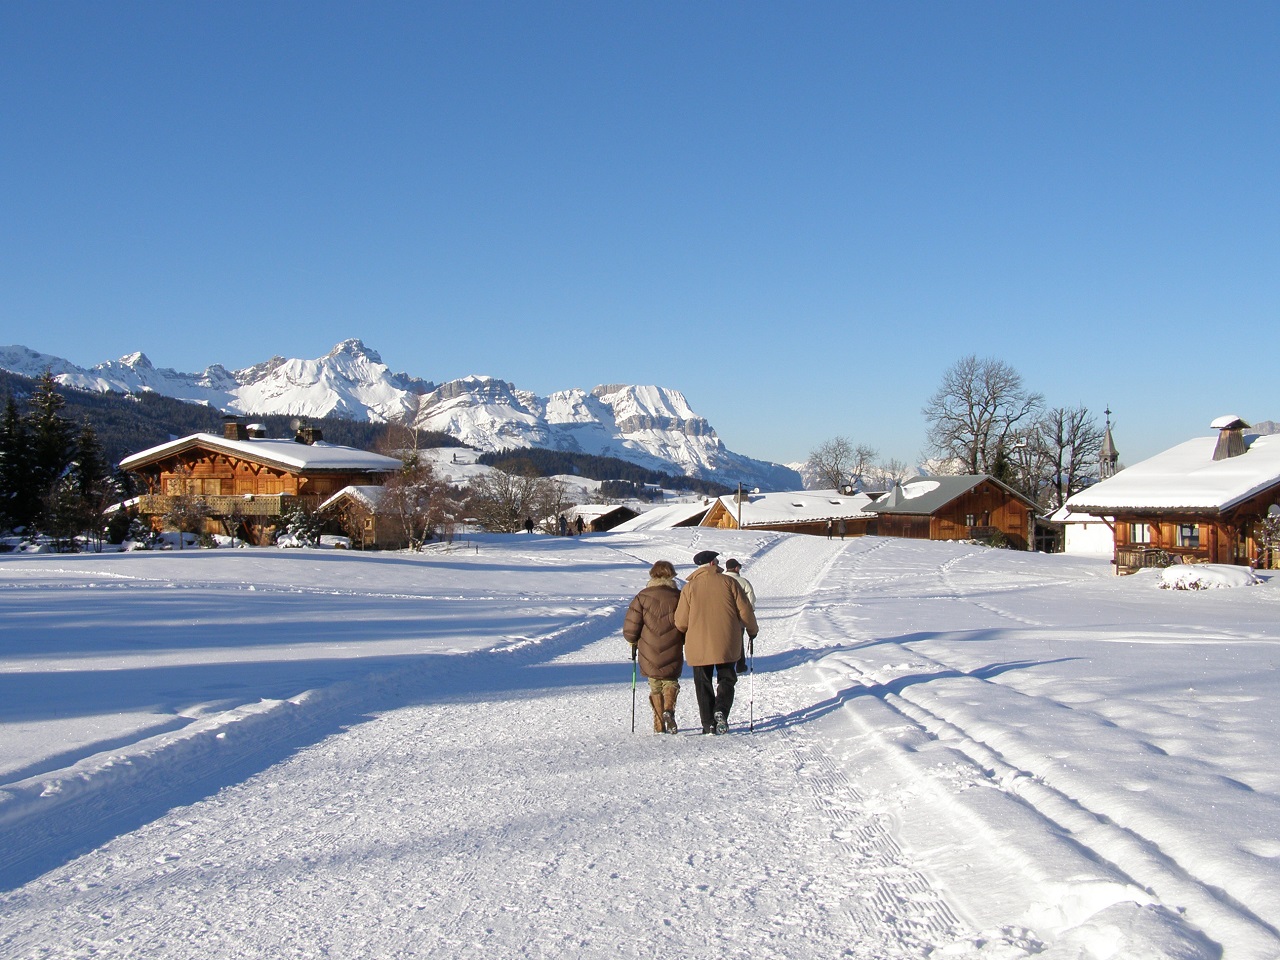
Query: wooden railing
138,494,322,517
1116,546,1162,574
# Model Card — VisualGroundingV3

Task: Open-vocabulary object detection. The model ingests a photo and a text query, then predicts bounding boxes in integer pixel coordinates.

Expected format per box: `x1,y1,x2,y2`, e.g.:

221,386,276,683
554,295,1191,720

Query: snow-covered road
3,533,1280,958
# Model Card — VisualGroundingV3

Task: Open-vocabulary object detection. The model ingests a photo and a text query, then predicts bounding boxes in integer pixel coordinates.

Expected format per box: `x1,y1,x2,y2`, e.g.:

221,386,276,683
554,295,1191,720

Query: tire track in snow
741,536,967,953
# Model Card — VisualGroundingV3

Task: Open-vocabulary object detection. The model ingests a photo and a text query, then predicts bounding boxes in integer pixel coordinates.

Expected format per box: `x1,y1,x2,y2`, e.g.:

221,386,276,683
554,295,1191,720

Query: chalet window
1177,524,1201,548
965,514,976,527
1129,523,1152,544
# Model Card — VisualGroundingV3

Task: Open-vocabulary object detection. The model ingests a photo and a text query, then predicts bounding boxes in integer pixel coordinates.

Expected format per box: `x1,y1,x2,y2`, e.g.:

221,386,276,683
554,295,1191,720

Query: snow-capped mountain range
0,340,800,490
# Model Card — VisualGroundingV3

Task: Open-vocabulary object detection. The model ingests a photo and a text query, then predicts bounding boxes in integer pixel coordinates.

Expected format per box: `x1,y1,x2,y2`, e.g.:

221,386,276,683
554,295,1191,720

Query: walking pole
748,636,755,732
630,645,638,734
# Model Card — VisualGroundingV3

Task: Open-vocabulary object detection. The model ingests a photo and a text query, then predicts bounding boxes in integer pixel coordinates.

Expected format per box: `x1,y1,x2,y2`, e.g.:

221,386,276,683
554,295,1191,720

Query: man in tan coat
674,550,758,735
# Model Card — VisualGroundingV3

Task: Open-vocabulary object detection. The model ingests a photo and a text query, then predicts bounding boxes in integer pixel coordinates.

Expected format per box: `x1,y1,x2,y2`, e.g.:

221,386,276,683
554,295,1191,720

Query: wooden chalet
864,475,1037,550
1065,416,1280,573
120,417,402,545
701,489,877,537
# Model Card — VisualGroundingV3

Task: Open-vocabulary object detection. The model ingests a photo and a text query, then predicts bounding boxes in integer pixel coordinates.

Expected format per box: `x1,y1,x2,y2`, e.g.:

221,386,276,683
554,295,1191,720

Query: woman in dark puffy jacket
623,560,685,733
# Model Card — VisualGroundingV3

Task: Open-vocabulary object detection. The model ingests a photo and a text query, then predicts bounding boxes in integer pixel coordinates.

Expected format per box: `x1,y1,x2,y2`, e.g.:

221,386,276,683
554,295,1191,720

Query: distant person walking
826,519,834,540
722,558,755,608
623,560,685,734
674,550,758,735
723,557,756,673
524,516,534,534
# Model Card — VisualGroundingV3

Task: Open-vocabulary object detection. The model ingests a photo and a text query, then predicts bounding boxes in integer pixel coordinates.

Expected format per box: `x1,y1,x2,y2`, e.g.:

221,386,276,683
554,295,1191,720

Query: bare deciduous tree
376,417,426,466
1034,405,1106,510
163,465,210,550
330,498,372,550
922,355,1044,475
382,460,451,550
466,465,563,533
865,458,912,490
806,437,879,489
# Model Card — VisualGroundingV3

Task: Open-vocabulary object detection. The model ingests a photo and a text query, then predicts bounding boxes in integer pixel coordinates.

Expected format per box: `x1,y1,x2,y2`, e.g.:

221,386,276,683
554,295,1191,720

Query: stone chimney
294,425,323,445
222,415,249,442
1211,415,1250,461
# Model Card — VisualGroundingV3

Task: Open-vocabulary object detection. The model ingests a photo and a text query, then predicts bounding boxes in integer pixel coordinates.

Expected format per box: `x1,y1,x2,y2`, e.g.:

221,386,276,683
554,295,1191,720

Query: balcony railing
138,494,322,517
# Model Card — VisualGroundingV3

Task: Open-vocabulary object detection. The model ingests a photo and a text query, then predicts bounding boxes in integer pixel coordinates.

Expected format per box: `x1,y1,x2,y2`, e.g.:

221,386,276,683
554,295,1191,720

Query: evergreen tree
70,421,114,551
42,473,91,552
26,371,76,531
0,395,35,532
280,502,324,547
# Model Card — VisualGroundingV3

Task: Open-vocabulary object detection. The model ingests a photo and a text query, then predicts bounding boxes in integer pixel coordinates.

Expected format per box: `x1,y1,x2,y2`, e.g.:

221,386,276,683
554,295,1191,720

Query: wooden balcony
138,494,321,517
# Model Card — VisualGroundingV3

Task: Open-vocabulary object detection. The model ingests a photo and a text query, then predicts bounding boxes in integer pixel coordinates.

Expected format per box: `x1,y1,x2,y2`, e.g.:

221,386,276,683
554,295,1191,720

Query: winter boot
649,693,664,733
661,686,679,735
713,710,729,736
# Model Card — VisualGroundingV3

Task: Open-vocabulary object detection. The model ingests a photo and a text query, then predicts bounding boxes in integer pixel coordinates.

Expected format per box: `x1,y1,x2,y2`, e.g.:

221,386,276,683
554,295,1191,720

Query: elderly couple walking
623,549,758,735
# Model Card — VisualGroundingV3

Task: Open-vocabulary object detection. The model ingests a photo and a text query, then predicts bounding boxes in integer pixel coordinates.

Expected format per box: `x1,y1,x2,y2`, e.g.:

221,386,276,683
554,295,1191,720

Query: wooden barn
864,475,1037,550
609,500,715,532
700,489,877,537
317,485,411,550
562,504,640,533
1064,416,1280,573
120,417,402,545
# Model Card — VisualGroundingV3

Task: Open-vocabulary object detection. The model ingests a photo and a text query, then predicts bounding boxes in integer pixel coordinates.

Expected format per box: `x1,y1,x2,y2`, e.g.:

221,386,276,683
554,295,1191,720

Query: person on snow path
623,560,686,734
674,550,758,735
722,558,756,608
722,557,756,672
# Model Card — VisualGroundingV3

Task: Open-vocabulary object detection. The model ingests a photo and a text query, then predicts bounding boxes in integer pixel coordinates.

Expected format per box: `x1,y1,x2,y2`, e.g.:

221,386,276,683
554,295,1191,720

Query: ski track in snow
794,539,1280,959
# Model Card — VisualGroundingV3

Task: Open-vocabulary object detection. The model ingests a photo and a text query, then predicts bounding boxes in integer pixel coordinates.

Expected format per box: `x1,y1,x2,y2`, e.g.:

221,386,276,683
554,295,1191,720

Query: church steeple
1099,407,1119,479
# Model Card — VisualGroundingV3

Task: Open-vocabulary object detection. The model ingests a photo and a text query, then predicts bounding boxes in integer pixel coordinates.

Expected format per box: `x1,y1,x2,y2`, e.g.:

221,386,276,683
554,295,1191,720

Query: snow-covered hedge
1158,564,1260,590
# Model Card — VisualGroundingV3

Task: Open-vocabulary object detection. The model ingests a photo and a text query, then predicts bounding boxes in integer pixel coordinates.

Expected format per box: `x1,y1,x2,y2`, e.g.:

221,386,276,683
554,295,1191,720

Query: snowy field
2,532,1280,959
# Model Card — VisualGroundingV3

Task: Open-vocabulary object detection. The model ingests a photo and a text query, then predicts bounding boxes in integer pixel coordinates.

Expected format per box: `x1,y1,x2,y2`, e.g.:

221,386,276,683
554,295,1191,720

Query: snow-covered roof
610,500,713,532
718,489,877,527
564,504,629,521
1048,504,1112,524
318,485,388,513
1065,432,1280,513
865,475,1034,516
120,433,403,474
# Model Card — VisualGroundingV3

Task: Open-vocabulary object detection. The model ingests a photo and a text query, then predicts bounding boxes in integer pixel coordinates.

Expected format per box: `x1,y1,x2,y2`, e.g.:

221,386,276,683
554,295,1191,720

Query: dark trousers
692,663,738,731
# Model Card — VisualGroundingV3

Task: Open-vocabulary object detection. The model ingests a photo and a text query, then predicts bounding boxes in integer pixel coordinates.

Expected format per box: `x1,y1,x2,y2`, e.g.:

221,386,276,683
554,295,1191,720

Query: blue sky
2,2,1277,468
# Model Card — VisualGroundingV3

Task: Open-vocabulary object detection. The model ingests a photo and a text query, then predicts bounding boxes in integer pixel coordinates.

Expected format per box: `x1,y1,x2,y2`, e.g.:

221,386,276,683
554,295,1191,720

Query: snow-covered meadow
3,532,1280,959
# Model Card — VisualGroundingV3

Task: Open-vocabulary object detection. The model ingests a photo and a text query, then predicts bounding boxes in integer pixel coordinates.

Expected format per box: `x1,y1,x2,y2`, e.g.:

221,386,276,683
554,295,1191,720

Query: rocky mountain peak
0,341,801,489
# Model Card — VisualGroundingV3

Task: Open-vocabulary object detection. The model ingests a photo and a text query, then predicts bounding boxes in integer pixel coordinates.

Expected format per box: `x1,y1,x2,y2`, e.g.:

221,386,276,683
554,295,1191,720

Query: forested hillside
478,447,735,496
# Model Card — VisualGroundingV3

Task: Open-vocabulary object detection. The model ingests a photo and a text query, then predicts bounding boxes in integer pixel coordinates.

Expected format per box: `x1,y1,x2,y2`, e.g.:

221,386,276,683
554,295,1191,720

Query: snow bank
1158,563,1260,590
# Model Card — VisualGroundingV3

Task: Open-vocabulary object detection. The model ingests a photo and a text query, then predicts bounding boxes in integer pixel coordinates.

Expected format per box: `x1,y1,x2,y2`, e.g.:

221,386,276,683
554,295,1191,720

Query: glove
629,642,638,661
